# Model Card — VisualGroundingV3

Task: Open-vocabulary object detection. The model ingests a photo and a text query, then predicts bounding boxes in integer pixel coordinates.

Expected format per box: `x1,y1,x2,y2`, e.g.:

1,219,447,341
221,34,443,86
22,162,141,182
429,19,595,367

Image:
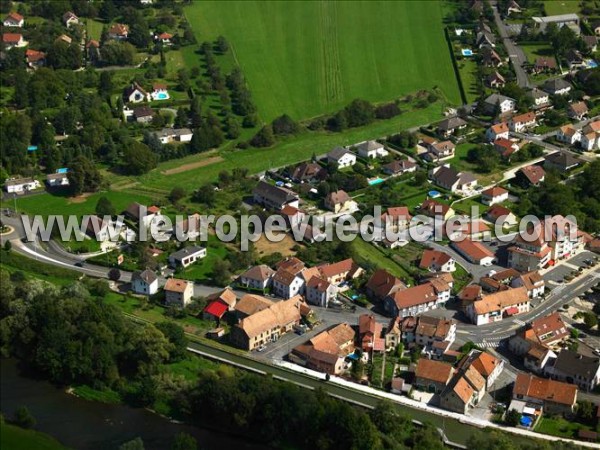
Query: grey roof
123,82,147,98
4,177,35,186
356,140,383,152
125,202,145,219
433,166,476,186
154,128,192,138
132,269,157,284
133,106,155,118
169,245,205,262
46,173,68,180
476,31,496,46
532,13,579,24
527,88,548,100
328,146,353,160
545,151,580,168
582,35,598,48
253,180,298,205
484,93,515,106
437,116,467,131
543,78,572,92
552,350,600,381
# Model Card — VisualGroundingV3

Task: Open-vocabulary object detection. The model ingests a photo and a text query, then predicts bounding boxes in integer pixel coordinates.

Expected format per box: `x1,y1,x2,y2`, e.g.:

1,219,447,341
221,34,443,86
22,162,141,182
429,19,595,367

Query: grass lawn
535,415,595,439
452,264,472,294
72,385,121,404
448,143,481,173
0,250,81,285
184,1,461,121
139,101,444,191
456,58,480,103
178,236,230,283
1,190,154,218
521,43,555,64
86,18,105,41
351,238,413,282
0,422,69,450
543,0,580,15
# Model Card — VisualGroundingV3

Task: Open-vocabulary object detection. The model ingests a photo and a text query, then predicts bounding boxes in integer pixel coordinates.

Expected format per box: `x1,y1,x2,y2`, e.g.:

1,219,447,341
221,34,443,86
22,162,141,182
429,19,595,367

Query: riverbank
0,359,268,450
0,422,69,450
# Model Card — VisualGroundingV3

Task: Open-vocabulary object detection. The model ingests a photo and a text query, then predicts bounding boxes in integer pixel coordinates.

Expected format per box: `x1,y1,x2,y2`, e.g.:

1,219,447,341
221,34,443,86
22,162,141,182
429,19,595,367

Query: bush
13,406,36,429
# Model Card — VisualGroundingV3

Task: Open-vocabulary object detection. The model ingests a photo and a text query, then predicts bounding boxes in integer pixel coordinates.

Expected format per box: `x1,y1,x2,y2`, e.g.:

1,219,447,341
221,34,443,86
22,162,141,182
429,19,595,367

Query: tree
414,171,427,186
13,406,36,429
249,125,275,148
225,116,241,139
344,99,375,127
68,156,103,195
174,107,189,128
108,268,121,282
169,187,186,204
216,35,229,53
504,408,520,426
122,141,158,175
350,358,364,381
177,68,191,92
583,312,598,329
99,71,114,98
577,400,594,422
155,322,188,362
125,325,173,376
271,114,300,136
4,241,12,252
193,184,216,207
95,196,116,217
212,259,232,286
119,437,145,450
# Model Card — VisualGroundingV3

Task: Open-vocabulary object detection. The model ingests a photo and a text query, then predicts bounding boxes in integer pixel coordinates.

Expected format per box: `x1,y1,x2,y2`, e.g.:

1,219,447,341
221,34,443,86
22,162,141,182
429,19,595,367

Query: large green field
184,1,461,121
0,423,69,450
543,1,579,15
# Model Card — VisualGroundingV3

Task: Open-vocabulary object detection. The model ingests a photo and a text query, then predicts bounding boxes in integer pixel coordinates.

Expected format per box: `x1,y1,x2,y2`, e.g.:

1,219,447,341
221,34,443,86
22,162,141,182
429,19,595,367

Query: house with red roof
358,314,385,353
452,238,495,266
494,138,520,160
384,278,452,318
25,49,46,68
108,23,129,40
317,258,363,286
419,249,456,272
509,111,536,133
481,186,508,206
414,359,454,393
2,32,26,49
157,32,174,45
517,165,545,187
486,122,509,142
512,372,577,415
3,12,24,28
486,204,518,227
305,276,337,308
419,199,454,220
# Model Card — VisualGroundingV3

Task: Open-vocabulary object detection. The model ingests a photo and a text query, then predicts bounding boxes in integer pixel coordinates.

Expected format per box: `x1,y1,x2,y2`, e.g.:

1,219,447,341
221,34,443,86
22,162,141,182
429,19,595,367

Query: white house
483,94,516,115
272,268,304,299
528,88,550,107
153,128,193,144
238,265,275,291
557,124,581,145
123,83,149,103
486,122,510,142
132,269,159,296
168,245,207,268
305,276,338,308
509,111,536,133
481,186,509,206
45,173,69,187
3,12,23,27
467,287,530,326
2,33,26,50
4,177,41,194
355,140,389,159
327,147,356,168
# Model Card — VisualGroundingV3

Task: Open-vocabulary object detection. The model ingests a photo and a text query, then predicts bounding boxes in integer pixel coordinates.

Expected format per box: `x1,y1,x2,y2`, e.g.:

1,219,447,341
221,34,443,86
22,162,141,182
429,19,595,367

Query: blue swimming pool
428,190,441,198
368,177,384,186
587,59,598,68
155,92,169,100
461,49,473,57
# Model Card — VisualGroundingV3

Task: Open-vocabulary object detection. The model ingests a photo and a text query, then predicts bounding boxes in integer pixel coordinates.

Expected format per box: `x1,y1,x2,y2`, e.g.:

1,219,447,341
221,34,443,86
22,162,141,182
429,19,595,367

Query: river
1,359,268,450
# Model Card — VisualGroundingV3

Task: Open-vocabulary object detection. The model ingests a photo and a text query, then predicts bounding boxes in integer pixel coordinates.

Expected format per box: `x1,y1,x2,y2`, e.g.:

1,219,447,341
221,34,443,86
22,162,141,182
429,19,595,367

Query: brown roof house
467,287,530,326
365,269,406,301
512,372,578,415
230,296,303,350
291,162,327,183
419,199,455,221
436,116,467,138
324,190,353,213
429,165,477,194
544,151,581,173
290,323,356,375
481,186,509,206
451,238,495,266
238,264,275,291
486,71,506,88
486,204,518,227
318,258,363,285
404,315,457,359
108,23,129,40
305,276,337,308
414,359,454,393
358,314,385,353
384,279,451,318
419,249,456,273
253,180,299,211
382,159,417,176
517,164,545,187
459,350,504,389
567,101,588,121
164,278,193,308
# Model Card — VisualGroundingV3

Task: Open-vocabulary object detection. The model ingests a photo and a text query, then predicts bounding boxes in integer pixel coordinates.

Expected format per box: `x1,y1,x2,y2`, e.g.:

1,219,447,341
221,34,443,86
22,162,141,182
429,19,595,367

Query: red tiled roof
513,373,577,406
6,12,23,22
2,33,22,43
453,238,494,262
419,249,452,269
204,301,228,319
481,186,508,198
520,165,545,185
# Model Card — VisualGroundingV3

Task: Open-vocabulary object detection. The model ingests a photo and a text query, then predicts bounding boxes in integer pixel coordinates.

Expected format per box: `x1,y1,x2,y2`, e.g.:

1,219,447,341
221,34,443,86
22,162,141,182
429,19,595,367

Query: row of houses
326,140,389,168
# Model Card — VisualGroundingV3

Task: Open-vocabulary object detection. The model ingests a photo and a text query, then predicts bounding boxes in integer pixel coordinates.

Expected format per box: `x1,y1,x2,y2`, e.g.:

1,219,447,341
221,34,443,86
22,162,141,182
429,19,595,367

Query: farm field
543,0,579,15
184,1,461,121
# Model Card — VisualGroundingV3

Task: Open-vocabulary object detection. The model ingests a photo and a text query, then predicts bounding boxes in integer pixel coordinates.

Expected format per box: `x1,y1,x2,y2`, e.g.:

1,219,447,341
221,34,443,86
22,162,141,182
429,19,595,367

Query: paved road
491,2,530,88
513,129,598,163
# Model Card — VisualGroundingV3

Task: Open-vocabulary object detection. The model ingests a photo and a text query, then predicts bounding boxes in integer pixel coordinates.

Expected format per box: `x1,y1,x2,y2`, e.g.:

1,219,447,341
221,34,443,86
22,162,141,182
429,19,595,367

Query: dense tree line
515,160,600,232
